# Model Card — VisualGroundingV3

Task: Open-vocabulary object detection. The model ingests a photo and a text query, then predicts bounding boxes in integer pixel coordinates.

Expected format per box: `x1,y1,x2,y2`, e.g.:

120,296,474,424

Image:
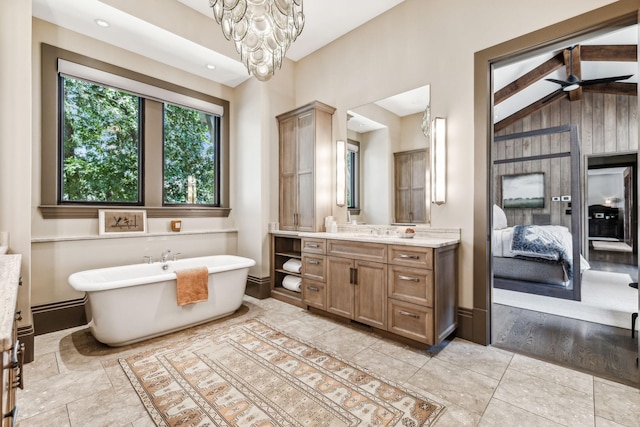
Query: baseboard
32,295,88,336
245,275,271,299
17,324,35,364
456,306,474,341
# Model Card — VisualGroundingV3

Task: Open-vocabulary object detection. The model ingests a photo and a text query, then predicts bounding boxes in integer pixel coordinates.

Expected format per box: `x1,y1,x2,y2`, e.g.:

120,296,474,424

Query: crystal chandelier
209,0,305,81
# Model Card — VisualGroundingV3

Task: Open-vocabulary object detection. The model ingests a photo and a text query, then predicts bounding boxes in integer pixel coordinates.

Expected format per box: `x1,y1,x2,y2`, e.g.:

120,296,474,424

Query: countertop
270,229,460,248
299,232,459,248
0,254,21,351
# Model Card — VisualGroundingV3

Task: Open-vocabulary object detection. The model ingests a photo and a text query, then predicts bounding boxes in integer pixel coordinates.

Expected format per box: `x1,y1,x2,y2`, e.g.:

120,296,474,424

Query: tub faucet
161,250,171,270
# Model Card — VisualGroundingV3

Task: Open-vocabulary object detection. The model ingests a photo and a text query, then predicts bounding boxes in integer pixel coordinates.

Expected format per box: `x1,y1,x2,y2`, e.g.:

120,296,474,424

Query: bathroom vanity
0,254,22,427
270,229,459,346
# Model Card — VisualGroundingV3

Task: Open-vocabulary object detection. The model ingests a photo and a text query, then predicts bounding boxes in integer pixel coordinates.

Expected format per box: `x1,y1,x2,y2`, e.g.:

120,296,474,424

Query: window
163,104,219,205
346,140,360,210
61,77,142,204
40,44,230,218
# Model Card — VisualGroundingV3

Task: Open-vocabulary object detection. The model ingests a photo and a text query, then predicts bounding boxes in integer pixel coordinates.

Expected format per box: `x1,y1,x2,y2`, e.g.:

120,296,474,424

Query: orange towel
175,267,209,306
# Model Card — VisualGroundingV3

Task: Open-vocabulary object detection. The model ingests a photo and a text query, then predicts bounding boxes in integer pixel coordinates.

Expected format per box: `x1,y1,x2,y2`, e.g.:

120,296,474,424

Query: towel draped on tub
175,267,209,306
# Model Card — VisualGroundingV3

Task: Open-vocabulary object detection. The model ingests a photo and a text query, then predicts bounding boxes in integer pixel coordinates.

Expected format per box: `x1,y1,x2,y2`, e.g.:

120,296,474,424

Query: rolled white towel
282,258,302,273
282,275,302,292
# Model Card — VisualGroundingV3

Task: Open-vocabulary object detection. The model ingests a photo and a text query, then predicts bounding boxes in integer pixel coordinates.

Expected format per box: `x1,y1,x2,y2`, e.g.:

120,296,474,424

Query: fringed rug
120,319,445,426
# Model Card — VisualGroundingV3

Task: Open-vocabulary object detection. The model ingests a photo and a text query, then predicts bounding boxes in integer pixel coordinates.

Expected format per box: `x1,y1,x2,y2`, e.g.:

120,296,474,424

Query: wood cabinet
394,149,427,224
277,101,336,232
325,239,388,329
387,244,457,345
1,255,23,427
300,237,457,346
270,234,304,307
271,233,458,347
301,238,327,310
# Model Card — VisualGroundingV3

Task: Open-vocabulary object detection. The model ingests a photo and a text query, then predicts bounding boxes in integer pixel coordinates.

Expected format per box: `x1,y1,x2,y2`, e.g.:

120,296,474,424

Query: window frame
161,104,221,207
40,43,230,219
58,76,145,206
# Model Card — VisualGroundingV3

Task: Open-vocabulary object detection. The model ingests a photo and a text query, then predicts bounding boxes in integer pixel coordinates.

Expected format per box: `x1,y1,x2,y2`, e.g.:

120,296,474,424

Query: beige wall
292,0,616,307
30,19,241,306
1,0,32,329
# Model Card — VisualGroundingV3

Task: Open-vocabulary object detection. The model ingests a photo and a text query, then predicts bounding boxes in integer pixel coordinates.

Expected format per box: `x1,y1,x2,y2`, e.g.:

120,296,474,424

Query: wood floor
492,303,640,387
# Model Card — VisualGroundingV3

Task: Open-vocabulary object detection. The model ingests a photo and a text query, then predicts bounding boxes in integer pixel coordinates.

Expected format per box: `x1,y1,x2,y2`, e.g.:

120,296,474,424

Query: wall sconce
336,140,346,206
431,117,446,205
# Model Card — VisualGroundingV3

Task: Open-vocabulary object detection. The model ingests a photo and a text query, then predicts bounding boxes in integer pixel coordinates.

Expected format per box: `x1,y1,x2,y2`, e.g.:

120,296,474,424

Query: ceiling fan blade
579,74,634,86
545,78,571,87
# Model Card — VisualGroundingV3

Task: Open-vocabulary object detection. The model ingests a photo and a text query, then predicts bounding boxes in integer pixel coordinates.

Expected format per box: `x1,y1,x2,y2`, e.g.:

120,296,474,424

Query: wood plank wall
494,93,638,228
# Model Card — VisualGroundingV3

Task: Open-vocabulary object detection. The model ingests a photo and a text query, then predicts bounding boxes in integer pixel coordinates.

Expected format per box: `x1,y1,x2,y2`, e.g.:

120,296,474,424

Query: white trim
58,59,224,116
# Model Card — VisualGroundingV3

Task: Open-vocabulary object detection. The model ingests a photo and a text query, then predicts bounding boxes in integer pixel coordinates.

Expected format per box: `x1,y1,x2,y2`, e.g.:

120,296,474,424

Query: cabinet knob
307,260,320,265
398,275,419,282
307,286,319,292
15,310,22,321
306,243,319,248
399,254,419,260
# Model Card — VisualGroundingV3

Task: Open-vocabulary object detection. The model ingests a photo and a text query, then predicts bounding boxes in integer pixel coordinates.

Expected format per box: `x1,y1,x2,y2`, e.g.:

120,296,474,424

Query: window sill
39,205,231,219
31,228,237,243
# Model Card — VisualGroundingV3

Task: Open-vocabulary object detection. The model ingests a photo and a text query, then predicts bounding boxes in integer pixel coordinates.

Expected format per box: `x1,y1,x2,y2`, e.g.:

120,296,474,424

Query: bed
492,205,589,300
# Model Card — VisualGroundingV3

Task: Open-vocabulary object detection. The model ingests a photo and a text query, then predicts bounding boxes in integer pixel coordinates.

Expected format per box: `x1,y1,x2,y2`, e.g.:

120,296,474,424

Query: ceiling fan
545,45,633,92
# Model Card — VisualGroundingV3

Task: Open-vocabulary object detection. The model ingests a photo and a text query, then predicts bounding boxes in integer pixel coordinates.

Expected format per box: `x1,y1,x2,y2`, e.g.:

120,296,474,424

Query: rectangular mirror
347,85,431,225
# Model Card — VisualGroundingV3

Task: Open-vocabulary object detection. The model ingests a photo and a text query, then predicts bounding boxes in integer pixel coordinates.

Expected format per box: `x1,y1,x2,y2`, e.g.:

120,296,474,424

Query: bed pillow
493,204,508,229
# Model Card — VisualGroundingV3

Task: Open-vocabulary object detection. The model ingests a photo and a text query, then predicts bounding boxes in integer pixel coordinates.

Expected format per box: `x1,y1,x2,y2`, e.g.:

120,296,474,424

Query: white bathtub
68,255,255,346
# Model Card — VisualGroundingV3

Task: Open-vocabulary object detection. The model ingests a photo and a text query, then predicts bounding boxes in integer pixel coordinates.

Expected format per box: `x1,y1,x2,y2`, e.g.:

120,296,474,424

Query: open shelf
270,234,305,307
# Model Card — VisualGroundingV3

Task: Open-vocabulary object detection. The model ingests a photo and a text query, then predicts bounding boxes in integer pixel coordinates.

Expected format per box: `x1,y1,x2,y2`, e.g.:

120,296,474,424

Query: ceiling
32,0,406,87
31,1,638,126
493,24,638,126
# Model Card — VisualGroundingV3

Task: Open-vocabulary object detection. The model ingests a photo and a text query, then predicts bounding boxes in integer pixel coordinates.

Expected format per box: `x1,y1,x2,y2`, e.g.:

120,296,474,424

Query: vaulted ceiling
493,24,638,132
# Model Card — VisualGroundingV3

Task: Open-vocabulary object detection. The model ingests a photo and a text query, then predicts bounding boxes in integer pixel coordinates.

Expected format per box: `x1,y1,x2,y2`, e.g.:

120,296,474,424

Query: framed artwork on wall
501,172,544,208
99,209,147,235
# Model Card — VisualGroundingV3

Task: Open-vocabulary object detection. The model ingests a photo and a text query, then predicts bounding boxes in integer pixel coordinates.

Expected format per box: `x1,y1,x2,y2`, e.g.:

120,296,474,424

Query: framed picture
501,172,545,209
99,209,147,235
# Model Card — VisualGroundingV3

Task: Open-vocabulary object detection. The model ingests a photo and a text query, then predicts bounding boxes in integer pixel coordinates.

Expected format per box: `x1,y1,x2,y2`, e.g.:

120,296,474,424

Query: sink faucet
161,250,171,270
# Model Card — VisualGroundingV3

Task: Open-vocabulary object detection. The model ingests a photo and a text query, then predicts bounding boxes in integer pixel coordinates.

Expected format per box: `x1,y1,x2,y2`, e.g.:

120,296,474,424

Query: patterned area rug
120,319,445,426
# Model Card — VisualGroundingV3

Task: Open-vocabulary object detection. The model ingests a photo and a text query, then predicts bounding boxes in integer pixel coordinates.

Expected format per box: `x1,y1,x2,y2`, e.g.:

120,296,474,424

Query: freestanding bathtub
68,255,256,346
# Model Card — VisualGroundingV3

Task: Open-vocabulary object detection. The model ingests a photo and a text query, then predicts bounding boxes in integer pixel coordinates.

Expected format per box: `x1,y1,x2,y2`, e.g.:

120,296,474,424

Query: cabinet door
394,149,427,223
354,260,387,329
297,111,315,231
279,116,297,230
410,150,426,223
326,256,354,319
394,152,412,223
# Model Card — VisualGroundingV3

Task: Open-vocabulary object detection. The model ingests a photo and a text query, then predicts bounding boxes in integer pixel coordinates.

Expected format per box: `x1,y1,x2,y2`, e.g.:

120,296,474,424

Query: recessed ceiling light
94,19,110,28
206,64,216,70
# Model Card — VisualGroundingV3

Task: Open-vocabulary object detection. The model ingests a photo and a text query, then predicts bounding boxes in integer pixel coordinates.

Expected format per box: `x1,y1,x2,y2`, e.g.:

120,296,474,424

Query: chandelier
209,0,305,81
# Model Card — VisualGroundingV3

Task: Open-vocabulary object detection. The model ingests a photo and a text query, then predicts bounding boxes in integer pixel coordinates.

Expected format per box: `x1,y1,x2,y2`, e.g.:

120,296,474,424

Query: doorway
480,14,640,385
587,153,638,281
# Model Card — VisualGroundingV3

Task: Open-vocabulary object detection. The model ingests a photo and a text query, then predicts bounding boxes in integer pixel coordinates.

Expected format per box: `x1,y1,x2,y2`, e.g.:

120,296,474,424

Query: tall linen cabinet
277,101,336,232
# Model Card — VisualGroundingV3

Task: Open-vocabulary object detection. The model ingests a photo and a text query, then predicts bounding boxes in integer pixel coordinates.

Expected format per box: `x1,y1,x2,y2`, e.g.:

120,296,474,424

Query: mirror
346,85,431,225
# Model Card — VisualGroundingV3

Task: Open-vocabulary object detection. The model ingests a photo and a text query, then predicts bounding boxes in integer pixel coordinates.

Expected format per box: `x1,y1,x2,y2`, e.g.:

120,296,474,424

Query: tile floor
15,296,640,427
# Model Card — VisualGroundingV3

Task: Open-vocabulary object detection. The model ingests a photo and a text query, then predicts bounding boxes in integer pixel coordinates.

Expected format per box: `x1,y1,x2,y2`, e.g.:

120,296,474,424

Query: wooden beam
581,44,637,61
565,46,583,102
582,82,637,96
494,52,564,105
494,90,565,132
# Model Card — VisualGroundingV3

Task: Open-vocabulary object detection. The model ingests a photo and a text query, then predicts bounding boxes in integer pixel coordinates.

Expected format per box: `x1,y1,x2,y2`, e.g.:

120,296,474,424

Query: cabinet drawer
302,279,326,310
302,254,326,282
302,238,326,254
388,265,433,307
327,239,387,262
388,245,432,269
387,299,433,344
